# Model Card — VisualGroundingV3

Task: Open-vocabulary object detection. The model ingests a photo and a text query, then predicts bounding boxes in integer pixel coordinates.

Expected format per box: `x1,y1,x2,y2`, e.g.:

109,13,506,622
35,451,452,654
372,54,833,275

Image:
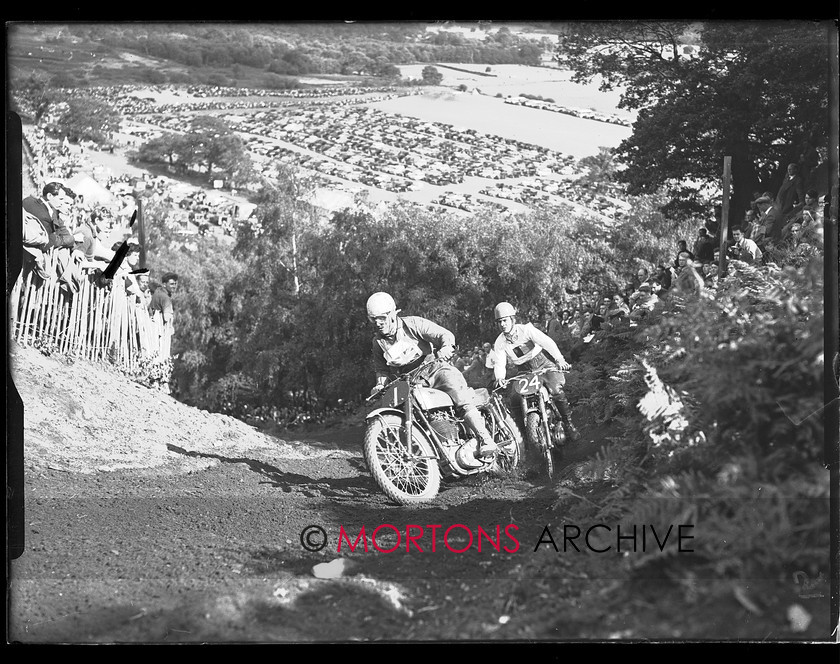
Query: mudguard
365,407,405,422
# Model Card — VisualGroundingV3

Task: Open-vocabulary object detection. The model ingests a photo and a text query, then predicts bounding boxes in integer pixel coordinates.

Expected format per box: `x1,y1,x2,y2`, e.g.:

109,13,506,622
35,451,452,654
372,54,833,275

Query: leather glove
437,345,455,361
369,385,384,397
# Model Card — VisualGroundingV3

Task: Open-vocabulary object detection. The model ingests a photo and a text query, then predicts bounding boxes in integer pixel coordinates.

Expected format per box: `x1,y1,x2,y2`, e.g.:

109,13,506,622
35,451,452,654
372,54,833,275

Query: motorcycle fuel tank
413,386,454,410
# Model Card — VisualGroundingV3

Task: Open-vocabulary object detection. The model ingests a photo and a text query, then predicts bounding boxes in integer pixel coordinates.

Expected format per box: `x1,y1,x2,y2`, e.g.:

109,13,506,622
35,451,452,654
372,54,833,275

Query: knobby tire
525,411,554,479
363,413,441,505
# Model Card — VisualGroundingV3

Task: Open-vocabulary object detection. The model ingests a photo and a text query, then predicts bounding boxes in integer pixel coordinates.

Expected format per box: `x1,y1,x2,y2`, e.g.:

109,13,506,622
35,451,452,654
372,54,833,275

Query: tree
373,61,401,79
421,65,443,85
213,134,255,188
576,146,618,191
555,21,833,219
53,95,121,144
186,116,237,179
134,132,191,171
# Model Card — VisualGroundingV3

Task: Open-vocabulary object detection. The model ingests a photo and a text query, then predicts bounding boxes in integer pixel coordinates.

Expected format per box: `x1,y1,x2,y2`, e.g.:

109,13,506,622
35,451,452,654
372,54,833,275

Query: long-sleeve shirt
732,237,763,264
371,315,455,382
492,322,566,382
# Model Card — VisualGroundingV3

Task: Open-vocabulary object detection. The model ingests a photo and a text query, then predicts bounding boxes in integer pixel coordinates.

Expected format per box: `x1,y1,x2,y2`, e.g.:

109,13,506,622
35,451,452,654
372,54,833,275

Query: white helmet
366,292,396,318
493,302,516,320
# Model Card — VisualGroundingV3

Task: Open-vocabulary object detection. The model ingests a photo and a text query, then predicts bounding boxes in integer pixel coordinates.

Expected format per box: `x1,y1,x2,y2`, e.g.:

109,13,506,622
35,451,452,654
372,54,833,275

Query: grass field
368,88,632,160
398,63,633,115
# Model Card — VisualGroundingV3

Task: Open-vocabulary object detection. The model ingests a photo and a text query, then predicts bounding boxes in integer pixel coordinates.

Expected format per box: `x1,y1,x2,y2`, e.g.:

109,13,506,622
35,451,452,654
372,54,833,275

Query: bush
551,255,828,583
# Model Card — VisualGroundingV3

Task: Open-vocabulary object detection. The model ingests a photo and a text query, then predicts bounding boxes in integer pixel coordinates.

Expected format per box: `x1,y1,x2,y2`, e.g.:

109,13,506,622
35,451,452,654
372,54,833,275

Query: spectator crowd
15,128,186,392
447,173,827,390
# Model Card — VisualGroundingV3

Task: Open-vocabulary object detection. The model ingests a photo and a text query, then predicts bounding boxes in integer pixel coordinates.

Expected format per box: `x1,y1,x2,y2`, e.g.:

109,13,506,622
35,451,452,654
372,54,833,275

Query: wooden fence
9,252,171,374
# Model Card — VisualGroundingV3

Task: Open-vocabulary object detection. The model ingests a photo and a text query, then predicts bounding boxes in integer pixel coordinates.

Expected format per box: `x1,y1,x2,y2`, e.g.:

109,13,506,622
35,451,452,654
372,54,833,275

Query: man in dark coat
775,163,805,219
692,227,716,263
22,181,76,251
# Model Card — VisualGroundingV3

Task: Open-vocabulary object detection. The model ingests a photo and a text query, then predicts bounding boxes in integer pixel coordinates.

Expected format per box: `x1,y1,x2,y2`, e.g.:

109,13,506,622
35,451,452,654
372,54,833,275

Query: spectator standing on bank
692,227,716,263
775,162,805,219
22,182,76,254
149,272,179,376
150,272,178,326
72,207,115,268
546,306,564,345
130,267,153,310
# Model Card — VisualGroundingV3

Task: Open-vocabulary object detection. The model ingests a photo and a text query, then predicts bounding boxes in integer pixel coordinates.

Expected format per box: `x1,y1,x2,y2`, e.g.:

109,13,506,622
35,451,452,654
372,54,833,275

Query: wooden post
26,279,46,346
75,275,92,358
135,192,147,270
9,273,23,333
63,283,80,355
45,283,61,345
718,156,732,278
14,272,33,343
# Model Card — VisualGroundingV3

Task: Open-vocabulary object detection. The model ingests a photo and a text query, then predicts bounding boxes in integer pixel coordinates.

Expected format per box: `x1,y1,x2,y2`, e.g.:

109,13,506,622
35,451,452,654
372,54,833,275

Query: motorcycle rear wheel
363,414,441,505
525,412,554,479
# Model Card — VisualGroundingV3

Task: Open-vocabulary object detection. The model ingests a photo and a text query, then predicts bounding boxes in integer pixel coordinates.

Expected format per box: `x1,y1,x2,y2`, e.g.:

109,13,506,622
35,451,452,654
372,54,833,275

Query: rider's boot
463,407,497,459
553,392,580,443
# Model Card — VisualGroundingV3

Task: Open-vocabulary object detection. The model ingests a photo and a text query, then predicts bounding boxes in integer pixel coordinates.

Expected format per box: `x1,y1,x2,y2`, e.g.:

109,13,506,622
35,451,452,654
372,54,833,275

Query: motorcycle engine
428,411,459,443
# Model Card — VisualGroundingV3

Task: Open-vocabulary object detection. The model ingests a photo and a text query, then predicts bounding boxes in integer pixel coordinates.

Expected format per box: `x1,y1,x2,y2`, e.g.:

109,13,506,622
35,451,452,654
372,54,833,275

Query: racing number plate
512,373,540,396
381,380,410,407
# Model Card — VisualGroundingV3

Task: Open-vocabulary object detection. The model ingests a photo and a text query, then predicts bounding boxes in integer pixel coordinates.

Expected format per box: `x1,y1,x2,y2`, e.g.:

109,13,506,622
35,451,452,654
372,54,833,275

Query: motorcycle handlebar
366,354,447,403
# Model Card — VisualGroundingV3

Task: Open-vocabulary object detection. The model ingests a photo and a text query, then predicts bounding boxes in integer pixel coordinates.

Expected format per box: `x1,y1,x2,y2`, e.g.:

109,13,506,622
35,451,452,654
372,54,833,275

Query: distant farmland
367,87,632,160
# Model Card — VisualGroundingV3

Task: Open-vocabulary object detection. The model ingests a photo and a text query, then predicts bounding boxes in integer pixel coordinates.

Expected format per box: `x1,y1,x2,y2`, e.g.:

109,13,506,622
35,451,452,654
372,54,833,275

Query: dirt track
8,341,833,643
7,341,592,642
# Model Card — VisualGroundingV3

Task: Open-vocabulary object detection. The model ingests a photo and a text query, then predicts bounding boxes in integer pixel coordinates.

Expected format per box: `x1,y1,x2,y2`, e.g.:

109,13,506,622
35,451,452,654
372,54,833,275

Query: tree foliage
555,21,833,219
167,169,695,407
45,95,121,143
421,65,444,85
133,116,254,185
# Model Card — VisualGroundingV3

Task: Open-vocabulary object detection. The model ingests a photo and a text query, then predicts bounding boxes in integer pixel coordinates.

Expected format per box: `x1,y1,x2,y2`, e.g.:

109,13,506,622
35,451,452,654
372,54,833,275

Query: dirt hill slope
8,340,342,476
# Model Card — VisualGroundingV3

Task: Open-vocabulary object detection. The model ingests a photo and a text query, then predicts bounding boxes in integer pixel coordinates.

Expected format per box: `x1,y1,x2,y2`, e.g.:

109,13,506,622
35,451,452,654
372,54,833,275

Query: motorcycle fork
399,391,437,460
538,391,552,448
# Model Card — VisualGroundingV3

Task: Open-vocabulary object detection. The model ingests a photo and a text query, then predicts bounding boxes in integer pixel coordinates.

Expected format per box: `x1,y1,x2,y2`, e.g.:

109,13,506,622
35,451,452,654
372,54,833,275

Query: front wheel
363,414,441,505
525,412,554,479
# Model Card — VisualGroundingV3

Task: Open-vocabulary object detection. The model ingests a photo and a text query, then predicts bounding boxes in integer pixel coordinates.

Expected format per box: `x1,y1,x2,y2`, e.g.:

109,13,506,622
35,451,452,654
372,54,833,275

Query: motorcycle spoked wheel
363,414,441,505
525,412,554,479
488,413,523,475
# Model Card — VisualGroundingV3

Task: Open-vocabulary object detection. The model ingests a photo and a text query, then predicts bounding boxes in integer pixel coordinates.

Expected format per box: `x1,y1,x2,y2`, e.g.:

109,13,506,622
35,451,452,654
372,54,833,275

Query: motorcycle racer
491,301,580,442
366,292,498,459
